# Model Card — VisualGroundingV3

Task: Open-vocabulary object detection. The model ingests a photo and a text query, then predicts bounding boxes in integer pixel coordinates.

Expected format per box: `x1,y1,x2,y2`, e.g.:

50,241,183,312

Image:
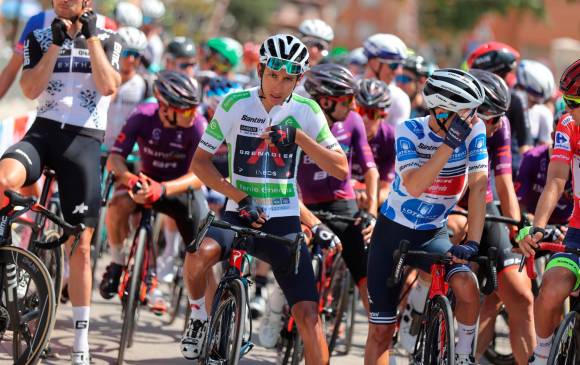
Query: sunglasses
395,74,415,85
178,62,196,69
378,60,401,70
265,57,304,75
206,51,233,72
160,100,198,116
563,94,580,110
304,39,329,52
122,49,141,58
358,107,387,120
327,94,354,107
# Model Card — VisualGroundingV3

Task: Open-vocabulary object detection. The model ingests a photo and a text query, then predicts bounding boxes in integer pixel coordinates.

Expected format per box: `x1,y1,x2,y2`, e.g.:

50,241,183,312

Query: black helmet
154,71,202,109
166,37,196,58
469,69,511,116
356,79,391,109
304,63,357,98
403,55,436,77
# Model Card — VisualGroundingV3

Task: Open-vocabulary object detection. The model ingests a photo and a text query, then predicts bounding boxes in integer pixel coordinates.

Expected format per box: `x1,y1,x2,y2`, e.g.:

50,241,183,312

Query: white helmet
141,0,166,21
298,19,334,43
259,34,309,74
349,47,367,66
363,33,407,62
516,59,555,102
423,68,486,112
114,2,143,28
117,27,148,52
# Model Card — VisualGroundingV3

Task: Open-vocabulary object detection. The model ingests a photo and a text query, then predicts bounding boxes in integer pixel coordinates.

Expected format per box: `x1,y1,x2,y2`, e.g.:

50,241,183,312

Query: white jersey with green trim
197,87,340,218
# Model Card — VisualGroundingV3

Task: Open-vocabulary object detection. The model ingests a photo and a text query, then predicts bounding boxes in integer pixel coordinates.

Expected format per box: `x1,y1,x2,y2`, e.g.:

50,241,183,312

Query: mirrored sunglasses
563,94,580,110
265,57,304,75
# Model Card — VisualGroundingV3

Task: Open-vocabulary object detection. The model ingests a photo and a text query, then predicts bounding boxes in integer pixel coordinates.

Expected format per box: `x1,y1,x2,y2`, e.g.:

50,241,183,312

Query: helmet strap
430,109,450,134
321,98,339,123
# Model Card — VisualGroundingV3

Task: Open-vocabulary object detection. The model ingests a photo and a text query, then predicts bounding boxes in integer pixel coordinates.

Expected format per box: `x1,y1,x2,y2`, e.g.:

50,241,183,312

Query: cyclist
363,33,411,126
0,0,122,362
515,59,556,146
365,68,487,365
113,1,143,28
104,26,149,149
200,36,243,79
397,54,436,118
242,41,260,86
298,18,334,66
183,34,348,364
517,58,580,365
100,71,207,314
352,78,395,205
140,0,165,72
164,36,197,78
347,47,367,77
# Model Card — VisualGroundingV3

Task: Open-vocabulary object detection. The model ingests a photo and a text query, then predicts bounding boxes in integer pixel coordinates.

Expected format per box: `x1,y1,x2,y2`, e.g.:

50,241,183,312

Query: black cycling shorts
1,118,102,227
367,215,471,325
306,199,368,284
205,212,318,307
480,203,522,271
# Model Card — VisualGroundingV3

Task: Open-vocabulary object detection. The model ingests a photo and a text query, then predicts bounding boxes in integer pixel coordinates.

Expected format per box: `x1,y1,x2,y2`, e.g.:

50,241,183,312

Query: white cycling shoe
180,318,208,360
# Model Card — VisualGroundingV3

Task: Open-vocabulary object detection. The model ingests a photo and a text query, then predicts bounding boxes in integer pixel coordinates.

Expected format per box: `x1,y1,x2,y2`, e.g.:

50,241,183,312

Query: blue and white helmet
363,33,407,62
298,19,334,43
516,59,555,102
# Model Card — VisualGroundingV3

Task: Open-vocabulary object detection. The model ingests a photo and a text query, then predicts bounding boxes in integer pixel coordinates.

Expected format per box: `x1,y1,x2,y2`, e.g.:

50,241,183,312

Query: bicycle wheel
483,308,514,365
167,264,184,325
0,246,56,365
90,207,107,286
324,258,349,354
290,332,304,365
117,226,148,365
33,230,65,309
547,311,578,364
423,295,455,365
342,274,357,355
204,279,247,365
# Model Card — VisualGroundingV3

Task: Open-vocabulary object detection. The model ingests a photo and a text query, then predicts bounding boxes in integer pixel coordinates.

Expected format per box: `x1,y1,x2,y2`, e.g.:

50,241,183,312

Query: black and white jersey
23,27,123,131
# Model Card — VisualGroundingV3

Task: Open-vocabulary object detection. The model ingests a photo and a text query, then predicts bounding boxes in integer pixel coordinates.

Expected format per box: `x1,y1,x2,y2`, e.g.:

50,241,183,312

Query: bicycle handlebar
518,242,580,279
449,210,520,226
312,211,357,223
101,171,116,206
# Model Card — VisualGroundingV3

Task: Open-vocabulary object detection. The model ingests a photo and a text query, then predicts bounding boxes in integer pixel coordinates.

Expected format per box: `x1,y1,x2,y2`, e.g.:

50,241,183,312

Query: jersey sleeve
466,121,488,175
197,100,233,155
381,124,396,182
15,13,42,54
489,119,512,177
302,105,340,150
394,121,421,175
102,31,123,72
537,107,554,144
386,86,411,126
22,32,43,70
110,113,140,158
515,152,533,202
507,92,532,147
351,117,376,175
552,115,574,164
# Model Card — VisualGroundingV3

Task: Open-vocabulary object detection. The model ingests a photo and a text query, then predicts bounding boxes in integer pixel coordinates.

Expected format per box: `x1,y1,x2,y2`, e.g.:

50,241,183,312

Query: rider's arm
296,129,348,180
378,180,391,204
363,168,379,216
0,53,23,99
162,173,203,195
106,153,135,186
86,32,121,96
299,200,321,228
496,173,520,221
401,145,454,197
352,117,378,214
532,160,569,228
191,148,246,203
20,33,60,100
106,113,141,186
491,120,520,223
466,171,488,242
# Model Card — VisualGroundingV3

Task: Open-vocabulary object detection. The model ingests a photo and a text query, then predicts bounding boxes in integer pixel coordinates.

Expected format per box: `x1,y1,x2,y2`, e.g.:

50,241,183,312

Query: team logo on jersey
234,135,297,179
392,174,407,197
554,131,570,151
404,120,425,139
400,199,446,225
396,137,418,161
448,143,467,163
152,128,161,141
468,134,487,162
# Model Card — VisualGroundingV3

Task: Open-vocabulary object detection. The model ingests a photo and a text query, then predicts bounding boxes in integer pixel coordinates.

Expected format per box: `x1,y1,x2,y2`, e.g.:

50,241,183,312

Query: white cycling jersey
385,82,411,126
382,116,488,230
197,87,340,218
528,103,554,145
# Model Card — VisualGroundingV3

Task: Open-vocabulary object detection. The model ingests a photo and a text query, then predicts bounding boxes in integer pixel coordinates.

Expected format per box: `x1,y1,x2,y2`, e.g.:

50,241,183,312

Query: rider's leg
364,323,396,365
449,271,480,355
292,301,329,365
105,193,135,265
184,237,222,316
0,158,29,200
475,291,502,359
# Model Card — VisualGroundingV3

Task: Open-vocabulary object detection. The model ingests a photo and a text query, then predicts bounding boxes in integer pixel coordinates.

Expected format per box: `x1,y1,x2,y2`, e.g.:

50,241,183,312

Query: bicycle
193,211,303,365
388,240,498,365
90,171,116,287
0,190,83,365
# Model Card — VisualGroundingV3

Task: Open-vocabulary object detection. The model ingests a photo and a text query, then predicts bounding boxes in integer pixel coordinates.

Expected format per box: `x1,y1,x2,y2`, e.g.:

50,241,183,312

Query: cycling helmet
469,69,511,116
363,33,407,61
141,0,165,21
205,77,243,111
298,19,334,43
516,59,555,102
403,55,436,77
560,58,580,97
259,34,309,73
304,63,357,98
117,27,148,52
349,47,367,66
467,41,520,75
356,79,391,109
207,37,243,67
154,71,202,109
114,2,143,28
166,37,196,58
243,42,260,64
423,68,485,112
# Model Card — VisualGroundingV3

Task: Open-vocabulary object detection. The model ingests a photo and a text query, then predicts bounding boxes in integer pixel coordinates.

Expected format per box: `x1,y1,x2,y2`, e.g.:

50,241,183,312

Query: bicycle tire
204,279,247,365
483,308,514,365
36,230,65,309
90,207,107,287
0,245,56,365
290,332,304,365
342,274,357,355
423,295,455,365
117,226,148,365
167,267,184,325
325,258,349,354
547,311,578,364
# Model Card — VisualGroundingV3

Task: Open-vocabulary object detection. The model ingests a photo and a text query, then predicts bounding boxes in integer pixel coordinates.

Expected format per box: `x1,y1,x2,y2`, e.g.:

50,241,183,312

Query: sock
268,285,285,314
189,297,208,321
254,275,268,298
455,322,476,355
72,306,90,352
534,334,553,359
162,227,179,259
110,243,125,265
408,278,429,313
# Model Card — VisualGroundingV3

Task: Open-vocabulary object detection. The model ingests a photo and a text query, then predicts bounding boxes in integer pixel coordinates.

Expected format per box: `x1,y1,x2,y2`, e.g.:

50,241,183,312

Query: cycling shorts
204,212,319,307
480,204,522,271
367,214,471,325
1,118,103,227
546,227,580,291
306,199,367,284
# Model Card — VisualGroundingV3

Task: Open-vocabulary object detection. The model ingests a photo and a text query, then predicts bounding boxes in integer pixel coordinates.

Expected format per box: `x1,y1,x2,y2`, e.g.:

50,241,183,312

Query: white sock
408,278,429,313
189,297,207,321
162,229,180,259
455,322,476,355
72,306,90,352
534,334,553,359
110,244,125,265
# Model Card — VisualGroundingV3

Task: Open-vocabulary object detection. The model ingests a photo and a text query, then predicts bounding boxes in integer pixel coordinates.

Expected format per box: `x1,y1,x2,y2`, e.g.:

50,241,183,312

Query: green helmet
207,37,243,67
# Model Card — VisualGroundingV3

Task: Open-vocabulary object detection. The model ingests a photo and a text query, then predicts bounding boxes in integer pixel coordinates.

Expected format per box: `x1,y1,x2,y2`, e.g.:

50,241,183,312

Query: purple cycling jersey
516,145,573,225
111,102,207,182
351,121,395,183
298,111,376,204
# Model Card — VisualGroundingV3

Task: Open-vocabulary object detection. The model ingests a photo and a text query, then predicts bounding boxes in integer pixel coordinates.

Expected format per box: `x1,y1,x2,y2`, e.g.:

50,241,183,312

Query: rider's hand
51,18,70,46
79,9,98,39
123,173,139,190
444,113,473,150
355,189,369,210
354,210,376,244
264,125,297,149
311,223,342,252
237,195,266,228
139,174,165,205
448,240,479,263
515,226,546,257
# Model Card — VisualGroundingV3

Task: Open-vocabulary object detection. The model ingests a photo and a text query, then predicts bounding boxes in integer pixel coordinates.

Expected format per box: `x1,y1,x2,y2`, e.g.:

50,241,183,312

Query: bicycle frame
428,263,449,300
